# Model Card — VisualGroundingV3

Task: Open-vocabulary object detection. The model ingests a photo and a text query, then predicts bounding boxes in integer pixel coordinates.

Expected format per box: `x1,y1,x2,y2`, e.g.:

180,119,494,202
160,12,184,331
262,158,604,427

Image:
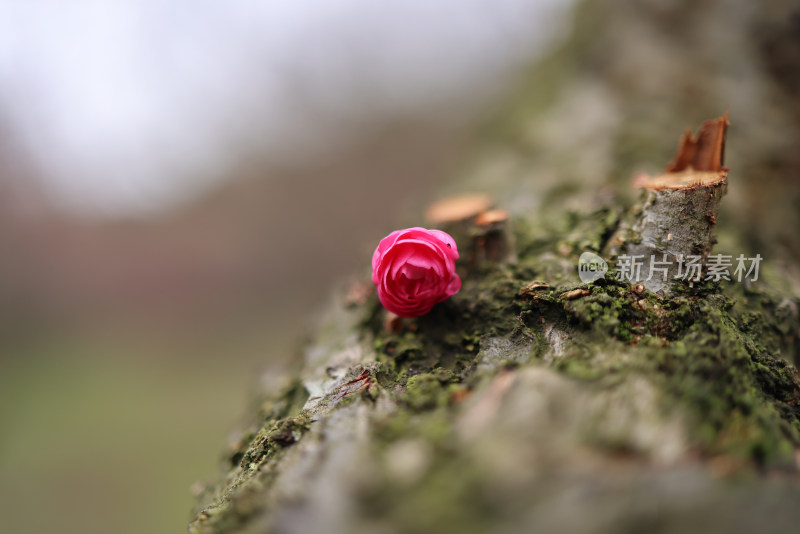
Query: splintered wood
666,113,729,173
636,113,730,191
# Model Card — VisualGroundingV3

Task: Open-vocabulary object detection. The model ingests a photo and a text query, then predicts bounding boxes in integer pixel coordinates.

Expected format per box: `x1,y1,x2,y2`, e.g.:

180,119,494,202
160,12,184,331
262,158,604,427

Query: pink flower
371,227,461,318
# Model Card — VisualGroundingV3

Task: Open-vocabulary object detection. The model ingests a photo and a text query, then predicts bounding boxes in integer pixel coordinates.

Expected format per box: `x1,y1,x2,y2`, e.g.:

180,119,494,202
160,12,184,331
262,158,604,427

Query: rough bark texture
190,1,800,532
612,173,727,294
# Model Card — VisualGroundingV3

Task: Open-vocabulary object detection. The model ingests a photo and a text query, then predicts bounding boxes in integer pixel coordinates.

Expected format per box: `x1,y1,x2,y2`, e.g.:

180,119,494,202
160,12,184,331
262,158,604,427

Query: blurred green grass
0,334,289,534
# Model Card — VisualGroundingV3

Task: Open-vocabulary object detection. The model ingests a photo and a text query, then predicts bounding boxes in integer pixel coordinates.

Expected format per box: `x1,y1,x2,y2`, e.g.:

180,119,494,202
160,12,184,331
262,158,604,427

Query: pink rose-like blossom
371,227,461,318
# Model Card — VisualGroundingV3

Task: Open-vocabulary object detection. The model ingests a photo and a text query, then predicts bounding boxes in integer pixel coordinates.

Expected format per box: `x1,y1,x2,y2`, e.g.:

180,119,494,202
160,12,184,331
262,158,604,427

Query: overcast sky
0,0,571,215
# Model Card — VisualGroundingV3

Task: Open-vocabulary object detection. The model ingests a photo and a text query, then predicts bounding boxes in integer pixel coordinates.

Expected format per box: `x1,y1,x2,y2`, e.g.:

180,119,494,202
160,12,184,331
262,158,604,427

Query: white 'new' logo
578,252,608,283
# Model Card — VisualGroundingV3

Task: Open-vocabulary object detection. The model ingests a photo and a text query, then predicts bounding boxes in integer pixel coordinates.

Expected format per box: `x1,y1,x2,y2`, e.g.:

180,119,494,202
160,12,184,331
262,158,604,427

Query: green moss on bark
190,192,800,532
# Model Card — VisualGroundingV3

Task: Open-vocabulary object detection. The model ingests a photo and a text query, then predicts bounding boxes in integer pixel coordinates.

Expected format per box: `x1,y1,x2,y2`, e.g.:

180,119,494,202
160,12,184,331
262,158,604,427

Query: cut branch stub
426,193,515,270
607,114,730,295
473,209,515,264
424,193,493,225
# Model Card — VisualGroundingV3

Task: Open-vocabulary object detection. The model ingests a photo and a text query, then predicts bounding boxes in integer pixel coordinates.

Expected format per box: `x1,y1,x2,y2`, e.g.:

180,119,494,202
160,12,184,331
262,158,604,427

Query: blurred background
0,1,571,533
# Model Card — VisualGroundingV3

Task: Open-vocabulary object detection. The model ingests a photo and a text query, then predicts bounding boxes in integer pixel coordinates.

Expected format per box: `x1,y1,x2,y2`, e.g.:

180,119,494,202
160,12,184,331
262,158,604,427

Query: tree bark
190,1,800,532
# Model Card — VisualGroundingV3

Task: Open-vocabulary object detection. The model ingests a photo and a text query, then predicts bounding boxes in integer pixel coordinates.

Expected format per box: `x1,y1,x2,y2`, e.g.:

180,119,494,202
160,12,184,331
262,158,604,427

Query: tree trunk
189,1,800,532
